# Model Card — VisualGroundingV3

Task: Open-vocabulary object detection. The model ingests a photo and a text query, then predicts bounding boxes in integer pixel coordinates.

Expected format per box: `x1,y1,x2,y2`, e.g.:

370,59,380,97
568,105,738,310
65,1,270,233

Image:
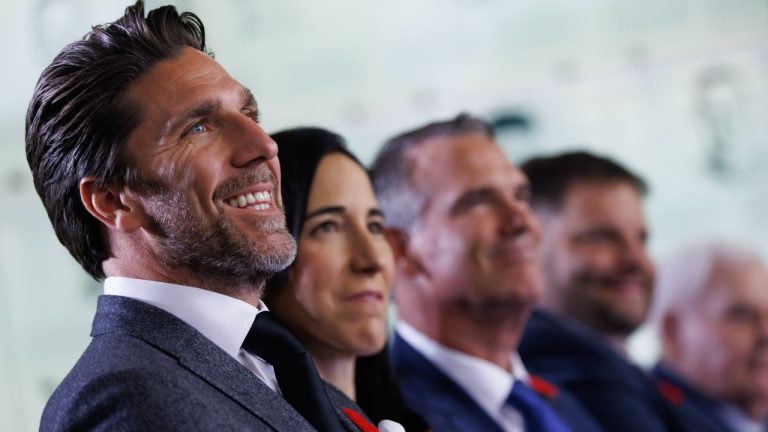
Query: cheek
290,250,341,319
418,229,471,276
544,246,587,286
154,143,207,182
717,325,758,367
680,322,745,377
377,242,395,296
571,246,617,273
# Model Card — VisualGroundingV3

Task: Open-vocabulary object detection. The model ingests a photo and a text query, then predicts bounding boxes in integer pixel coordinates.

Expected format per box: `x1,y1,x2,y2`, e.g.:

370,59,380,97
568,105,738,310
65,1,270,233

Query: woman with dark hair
266,127,425,431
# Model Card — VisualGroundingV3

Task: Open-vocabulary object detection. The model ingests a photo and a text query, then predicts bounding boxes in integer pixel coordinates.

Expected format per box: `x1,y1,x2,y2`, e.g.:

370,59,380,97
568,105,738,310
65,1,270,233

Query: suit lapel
92,295,315,431
391,332,504,432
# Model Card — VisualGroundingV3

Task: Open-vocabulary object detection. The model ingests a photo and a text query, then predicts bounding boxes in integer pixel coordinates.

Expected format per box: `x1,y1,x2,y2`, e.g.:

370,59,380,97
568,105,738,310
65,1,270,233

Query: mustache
213,165,277,202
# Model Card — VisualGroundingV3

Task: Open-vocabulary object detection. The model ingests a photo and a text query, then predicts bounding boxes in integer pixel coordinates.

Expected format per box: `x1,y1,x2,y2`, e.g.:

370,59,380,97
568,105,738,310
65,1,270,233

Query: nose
349,226,388,275
229,114,278,168
498,196,540,239
620,236,654,276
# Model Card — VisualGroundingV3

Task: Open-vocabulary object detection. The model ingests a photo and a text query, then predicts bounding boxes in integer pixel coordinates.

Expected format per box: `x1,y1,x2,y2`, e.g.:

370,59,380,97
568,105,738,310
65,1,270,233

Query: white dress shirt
104,276,280,392
397,321,528,432
719,403,766,432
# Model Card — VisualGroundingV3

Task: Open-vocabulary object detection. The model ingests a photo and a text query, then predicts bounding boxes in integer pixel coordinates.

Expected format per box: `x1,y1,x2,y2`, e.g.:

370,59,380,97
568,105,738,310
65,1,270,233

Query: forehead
707,259,768,305
558,181,646,225
307,153,377,210
125,47,244,133
408,132,526,195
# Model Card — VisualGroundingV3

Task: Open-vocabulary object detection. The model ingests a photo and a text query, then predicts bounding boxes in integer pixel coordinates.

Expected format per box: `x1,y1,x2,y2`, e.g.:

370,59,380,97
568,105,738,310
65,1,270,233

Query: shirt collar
397,321,528,413
718,402,766,432
104,276,266,359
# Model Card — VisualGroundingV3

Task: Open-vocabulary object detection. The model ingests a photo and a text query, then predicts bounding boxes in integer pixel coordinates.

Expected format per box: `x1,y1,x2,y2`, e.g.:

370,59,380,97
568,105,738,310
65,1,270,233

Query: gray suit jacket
40,295,363,431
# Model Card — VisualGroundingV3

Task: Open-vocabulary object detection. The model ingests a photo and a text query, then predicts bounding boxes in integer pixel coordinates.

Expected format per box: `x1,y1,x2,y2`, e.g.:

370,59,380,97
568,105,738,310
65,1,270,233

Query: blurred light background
2,0,768,429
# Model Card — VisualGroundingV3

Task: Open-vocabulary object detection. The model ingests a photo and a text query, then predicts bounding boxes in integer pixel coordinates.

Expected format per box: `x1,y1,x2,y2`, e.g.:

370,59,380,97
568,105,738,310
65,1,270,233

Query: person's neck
102,257,264,308
310,352,357,400
405,304,529,372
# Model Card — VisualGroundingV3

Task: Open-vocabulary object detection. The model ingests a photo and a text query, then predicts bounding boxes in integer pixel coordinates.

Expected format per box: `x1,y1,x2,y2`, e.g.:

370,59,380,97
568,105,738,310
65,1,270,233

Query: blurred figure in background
652,240,768,432
265,127,418,431
519,151,680,431
371,114,603,432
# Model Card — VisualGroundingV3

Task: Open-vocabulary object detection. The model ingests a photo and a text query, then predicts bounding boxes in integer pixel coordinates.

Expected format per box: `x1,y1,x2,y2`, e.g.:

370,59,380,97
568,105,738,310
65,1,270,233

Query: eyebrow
304,206,385,220
241,87,257,108
450,186,497,216
163,99,222,137
162,87,258,137
305,206,344,220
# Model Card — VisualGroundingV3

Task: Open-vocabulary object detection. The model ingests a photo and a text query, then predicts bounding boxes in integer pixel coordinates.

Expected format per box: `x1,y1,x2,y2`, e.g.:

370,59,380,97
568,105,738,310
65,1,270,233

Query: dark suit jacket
40,295,364,432
650,363,734,432
519,310,681,432
391,331,604,432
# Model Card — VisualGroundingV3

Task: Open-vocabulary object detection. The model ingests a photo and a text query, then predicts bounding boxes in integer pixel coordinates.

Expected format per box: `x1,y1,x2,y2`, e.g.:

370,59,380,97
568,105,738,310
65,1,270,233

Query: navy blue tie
506,380,572,432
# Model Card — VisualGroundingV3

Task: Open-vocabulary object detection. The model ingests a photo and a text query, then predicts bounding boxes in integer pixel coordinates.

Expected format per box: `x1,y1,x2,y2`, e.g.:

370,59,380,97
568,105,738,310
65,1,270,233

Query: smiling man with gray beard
28,2,364,431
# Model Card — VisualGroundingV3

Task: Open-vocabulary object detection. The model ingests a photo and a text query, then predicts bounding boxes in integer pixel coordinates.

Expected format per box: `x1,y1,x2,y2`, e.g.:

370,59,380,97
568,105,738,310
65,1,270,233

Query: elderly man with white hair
651,240,768,432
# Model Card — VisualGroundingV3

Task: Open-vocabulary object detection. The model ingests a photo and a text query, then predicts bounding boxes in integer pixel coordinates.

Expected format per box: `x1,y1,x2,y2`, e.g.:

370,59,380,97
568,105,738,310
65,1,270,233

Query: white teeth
225,191,272,209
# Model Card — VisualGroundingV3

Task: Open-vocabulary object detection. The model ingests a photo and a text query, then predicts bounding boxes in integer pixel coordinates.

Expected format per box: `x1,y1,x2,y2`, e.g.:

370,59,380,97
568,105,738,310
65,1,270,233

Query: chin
349,327,388,357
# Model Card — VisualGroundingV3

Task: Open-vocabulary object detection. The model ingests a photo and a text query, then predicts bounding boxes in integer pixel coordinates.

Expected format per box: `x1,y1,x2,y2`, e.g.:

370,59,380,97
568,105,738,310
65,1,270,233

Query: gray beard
138,173,297,293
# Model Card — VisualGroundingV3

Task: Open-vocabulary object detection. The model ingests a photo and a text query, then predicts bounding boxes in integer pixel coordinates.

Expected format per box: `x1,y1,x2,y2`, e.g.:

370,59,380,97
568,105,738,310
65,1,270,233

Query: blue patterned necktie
506,380,572,432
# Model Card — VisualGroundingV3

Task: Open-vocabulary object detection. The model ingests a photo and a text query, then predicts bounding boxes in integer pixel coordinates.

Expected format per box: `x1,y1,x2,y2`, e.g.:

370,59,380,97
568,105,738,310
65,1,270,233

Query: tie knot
507,380,540,407
506,380,572,432
242,311,307,366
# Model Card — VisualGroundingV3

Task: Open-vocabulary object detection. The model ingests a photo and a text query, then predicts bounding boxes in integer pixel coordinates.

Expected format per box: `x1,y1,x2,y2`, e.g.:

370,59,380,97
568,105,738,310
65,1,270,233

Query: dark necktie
242,311,346,432
506,380,572,432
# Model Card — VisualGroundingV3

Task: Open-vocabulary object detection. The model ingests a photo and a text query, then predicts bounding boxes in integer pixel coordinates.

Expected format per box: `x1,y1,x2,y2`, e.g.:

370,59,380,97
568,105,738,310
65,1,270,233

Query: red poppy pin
343,408,379,432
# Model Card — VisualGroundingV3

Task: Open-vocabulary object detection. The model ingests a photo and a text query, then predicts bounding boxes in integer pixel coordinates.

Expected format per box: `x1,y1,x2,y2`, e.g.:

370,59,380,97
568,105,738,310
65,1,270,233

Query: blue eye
189,122,207,134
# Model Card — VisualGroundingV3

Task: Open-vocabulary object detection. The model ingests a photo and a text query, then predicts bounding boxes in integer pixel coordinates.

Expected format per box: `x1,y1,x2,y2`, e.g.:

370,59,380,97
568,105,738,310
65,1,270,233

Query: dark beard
137,171,296,293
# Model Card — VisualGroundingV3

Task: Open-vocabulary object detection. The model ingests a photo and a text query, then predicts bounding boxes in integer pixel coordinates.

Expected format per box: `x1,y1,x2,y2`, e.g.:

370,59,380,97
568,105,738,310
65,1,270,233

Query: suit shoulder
42,367,196,431
41,338,275,432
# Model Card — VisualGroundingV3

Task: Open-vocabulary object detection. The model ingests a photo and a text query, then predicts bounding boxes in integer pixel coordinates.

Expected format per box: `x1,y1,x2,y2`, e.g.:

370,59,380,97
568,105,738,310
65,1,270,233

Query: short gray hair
370,113,493,232
651,239,764,327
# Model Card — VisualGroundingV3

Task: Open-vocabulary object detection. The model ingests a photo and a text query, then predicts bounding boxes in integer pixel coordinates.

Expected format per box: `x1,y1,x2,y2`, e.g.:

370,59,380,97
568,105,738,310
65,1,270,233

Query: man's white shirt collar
104,276,279,391
718,403,765,432
397,321,527,432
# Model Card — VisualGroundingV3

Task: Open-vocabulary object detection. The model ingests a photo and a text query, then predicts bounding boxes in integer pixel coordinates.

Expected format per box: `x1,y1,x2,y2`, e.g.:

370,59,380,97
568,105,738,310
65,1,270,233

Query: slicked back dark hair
370,113,493,232
25,0,209,279
521,150,648,212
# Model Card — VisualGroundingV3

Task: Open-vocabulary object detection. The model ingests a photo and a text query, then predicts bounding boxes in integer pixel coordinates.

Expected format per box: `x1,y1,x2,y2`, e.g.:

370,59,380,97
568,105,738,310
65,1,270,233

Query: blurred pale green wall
2,0,767,430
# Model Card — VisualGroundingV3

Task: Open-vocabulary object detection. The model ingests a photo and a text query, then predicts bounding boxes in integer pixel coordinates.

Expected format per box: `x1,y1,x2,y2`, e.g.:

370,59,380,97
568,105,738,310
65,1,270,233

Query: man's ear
660,312,680,358
385,227,425,277
79,177,144,233
661,313,678,340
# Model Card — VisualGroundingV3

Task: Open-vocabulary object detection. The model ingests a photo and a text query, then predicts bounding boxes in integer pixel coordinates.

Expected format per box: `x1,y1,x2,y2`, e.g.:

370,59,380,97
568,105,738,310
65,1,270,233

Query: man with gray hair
370,114,602,432
651,240,768,432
